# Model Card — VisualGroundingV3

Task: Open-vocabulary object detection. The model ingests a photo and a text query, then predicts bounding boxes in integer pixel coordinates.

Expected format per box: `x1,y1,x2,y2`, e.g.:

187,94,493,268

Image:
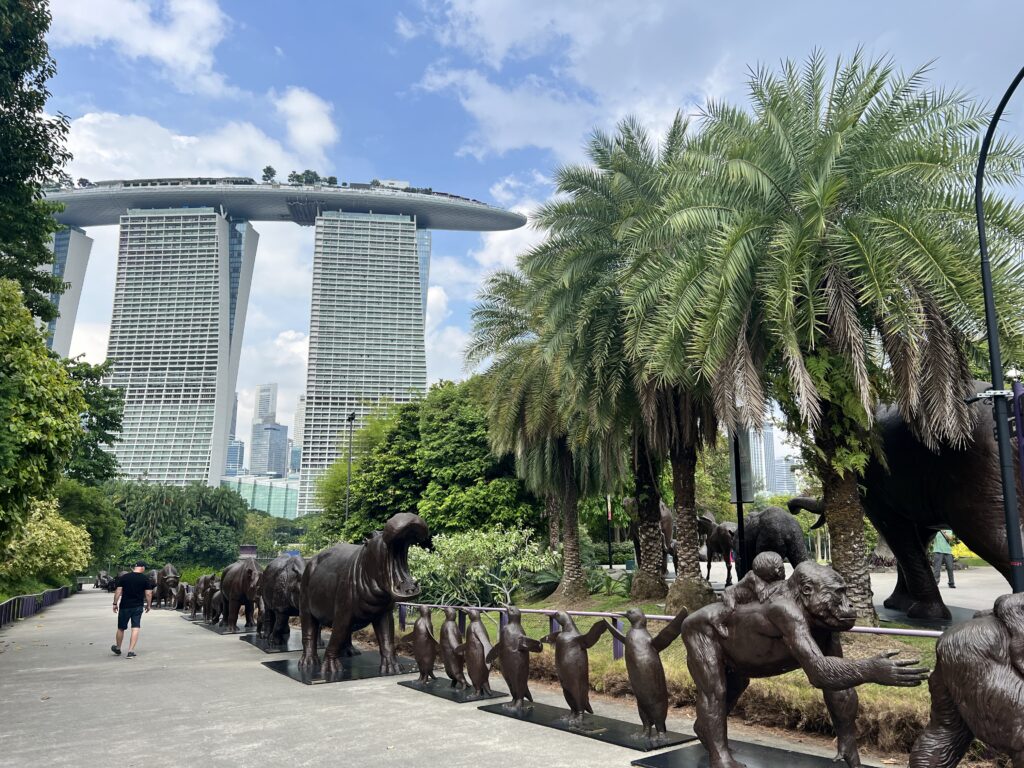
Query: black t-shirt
116,572,153,609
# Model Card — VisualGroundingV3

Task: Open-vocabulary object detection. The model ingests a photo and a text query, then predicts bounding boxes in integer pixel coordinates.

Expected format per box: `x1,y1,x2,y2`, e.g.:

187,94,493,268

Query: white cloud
395,13,422,40
49,0,235,96
272,87,340,167
68,321,110,364
419,67,598,160
424,286,470,383
66,112,302,181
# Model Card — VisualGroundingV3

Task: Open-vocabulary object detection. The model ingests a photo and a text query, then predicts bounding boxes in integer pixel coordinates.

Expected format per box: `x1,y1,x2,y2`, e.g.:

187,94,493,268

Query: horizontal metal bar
398,602,943,640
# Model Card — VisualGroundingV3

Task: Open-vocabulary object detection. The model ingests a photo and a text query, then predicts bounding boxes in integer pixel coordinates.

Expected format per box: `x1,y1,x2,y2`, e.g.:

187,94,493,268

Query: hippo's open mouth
383,513,431,600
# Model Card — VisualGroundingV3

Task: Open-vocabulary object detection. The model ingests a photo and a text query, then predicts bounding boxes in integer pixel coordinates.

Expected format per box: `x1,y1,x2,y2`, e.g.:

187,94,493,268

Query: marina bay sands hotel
46,177,525,515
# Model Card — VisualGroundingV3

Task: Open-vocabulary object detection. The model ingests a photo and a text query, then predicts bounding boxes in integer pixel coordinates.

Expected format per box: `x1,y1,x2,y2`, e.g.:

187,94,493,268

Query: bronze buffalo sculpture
682,561,927,768
259,554,305,645
910,593,1024,767
299,512,431,676
220,559,262,632
790,386,1024,620
155,563,180,608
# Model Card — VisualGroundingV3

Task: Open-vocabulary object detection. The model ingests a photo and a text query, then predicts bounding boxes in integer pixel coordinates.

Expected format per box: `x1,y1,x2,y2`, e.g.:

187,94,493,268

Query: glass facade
221,475,299,519
297,211,428,515
104,208,257,485
44,225,92,357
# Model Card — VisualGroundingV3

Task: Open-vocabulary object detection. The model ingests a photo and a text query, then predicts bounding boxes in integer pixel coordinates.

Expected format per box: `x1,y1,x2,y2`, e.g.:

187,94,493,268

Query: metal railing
0,585,77,631
396,602,941,664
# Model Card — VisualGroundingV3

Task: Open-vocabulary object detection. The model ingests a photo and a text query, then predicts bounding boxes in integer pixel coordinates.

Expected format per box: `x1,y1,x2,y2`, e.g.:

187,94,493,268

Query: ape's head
788,561,857,631
751,551,785,582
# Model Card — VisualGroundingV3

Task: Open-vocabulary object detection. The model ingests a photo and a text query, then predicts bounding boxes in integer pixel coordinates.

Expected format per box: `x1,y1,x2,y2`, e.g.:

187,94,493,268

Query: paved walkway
1,589,703,768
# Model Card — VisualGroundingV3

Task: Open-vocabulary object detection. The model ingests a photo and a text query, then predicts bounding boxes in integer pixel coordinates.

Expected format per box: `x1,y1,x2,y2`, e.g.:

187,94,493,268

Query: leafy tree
0,0,71,321
63,357,123,484
287,169,321,185
415,379,540,534
324,175,338,186
0,280,84,552
0,498,90,583
261,165,276,183
633,52,1024,618
317,400,423,541
408,527,554,606
55,478,122,567
468,269,594,601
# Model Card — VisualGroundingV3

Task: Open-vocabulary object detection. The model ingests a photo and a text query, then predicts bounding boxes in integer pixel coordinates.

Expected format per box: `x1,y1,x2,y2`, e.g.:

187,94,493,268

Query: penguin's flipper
518,636,543,653
425,626,438,645
453,642,467,656
485,641,502,664
400,631,416,643
539,631,560,644
605,620,627,644
580,620,608,649
652,606,690,652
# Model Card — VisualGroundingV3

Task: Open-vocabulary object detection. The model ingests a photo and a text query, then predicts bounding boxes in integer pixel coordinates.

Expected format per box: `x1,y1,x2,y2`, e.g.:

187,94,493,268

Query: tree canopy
0,0,70,320
63,357,123,484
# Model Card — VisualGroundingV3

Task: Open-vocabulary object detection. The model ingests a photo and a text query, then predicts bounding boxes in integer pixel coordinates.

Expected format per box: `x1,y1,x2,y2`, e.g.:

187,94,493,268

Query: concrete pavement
0,589,693,768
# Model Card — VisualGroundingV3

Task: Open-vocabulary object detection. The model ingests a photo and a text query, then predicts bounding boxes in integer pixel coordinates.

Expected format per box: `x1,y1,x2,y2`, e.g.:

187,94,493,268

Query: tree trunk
545,494,560,552
821,464,877,623
665,439,716,613
630,435,668,600
554,462,588,603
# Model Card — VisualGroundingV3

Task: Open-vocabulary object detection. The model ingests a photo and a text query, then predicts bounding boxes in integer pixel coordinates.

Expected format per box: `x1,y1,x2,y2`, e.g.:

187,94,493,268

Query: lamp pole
345,411,356,521
975,64,1024,594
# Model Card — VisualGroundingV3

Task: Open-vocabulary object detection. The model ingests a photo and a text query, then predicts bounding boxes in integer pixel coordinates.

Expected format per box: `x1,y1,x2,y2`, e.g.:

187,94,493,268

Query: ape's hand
869,651,928,687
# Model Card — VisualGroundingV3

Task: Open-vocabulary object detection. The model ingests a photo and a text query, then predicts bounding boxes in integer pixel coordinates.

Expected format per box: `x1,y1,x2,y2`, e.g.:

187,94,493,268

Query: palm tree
631,51,1024,618
467,270,593,601
522,115,717,602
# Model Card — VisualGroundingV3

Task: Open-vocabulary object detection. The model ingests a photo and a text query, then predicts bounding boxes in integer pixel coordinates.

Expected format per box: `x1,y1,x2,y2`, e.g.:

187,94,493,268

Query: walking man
111,561,153,658
932,529,956,588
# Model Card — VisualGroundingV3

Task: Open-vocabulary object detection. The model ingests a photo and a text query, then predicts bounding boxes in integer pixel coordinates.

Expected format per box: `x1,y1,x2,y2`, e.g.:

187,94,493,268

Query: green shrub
408,527,554,606
0,498,90,584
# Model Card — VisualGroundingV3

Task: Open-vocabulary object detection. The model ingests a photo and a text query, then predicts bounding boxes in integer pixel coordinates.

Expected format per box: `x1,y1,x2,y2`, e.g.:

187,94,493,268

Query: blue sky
47,0,1024,452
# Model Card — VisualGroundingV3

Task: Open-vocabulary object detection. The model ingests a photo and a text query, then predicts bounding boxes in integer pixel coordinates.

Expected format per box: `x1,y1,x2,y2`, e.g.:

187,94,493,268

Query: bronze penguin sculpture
606,607,688,742
457,608,494,696
486,605,543,711
402,605,439,684
541,611,608,725
439,606,468,688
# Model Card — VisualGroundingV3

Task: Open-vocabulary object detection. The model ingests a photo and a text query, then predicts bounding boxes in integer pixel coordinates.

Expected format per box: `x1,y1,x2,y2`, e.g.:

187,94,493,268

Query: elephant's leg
243,598,255,627
909,662,974,768
724,552,733,587
226,598,241,632
957,520,1019,587
299,611,320,669
705,552,713,582
875,513,948,619
273,611,290,645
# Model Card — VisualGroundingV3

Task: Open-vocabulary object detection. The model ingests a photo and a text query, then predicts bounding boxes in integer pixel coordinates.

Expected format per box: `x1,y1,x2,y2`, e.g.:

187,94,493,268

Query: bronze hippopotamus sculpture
259,554,305,645
299,512,431,676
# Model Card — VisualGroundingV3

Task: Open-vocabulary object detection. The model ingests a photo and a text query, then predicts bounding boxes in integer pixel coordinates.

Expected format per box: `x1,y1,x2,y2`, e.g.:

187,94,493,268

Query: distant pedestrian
111,561,153,658
932,530,956,588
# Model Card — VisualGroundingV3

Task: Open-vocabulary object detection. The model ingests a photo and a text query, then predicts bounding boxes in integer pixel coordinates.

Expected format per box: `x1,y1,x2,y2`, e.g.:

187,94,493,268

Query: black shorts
117,605,144,630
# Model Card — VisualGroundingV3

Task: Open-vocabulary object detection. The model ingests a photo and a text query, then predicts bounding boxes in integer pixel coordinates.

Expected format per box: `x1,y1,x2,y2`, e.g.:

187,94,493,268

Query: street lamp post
975,64,1024,594
345,411,356,521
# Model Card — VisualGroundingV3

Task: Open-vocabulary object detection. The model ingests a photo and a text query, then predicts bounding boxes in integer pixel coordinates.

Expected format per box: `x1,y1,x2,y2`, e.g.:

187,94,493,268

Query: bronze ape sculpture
910,593,1024,767
299,512,430,676
607,608,688,743
541,611,608,726
220,559,262,632
259,554,305,645
682,561,927,768
486,605,543,710
789,386,1024,620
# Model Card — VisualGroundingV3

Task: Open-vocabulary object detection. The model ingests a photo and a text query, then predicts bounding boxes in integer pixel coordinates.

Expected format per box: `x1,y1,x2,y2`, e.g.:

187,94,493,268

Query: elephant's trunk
788,497,827,530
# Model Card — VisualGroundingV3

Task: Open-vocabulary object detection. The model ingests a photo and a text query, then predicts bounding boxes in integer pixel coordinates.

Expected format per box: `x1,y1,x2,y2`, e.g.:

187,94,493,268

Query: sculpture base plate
398,678,507,702
240,630,323,654
876,604,976,630
631,741,842,767
262,653,416,685
478,701,696,752
193,621,259,635
180,614,205,622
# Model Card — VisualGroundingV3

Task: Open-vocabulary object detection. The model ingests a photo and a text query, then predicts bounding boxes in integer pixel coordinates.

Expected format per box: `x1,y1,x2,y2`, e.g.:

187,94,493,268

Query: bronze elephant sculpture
220,559,262,632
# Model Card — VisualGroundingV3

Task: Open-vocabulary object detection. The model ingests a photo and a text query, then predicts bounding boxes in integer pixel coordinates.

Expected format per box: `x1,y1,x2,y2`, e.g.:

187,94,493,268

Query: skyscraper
250,382,286,475
44,226,93,357
104,207,256,485
254,382,278,423
762,422,777,493
225,440,245,476
773,456,799,494
298,211,427,515
292,393,306,448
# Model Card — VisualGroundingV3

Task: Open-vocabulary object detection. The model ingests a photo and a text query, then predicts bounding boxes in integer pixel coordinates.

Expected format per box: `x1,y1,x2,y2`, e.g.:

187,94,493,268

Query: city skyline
44,1,1024,473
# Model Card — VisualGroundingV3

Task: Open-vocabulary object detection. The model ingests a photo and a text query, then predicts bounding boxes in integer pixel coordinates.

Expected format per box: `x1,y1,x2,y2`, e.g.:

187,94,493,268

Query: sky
46,0,1024,459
